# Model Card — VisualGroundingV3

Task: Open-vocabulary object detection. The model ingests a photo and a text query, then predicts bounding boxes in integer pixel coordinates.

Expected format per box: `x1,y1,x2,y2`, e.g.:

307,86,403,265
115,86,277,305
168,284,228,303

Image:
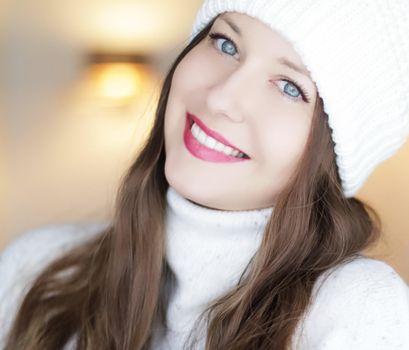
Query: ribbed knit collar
165,186,274,232
163,186,274,336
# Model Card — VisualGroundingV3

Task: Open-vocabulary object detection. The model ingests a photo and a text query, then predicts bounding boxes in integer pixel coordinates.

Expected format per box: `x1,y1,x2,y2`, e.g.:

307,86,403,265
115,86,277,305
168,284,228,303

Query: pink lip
184,112,251,163
187,112,248,155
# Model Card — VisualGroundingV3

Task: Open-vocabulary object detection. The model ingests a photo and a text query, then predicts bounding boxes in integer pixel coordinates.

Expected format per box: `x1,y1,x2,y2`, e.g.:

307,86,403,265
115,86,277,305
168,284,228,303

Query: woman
1,0,409,349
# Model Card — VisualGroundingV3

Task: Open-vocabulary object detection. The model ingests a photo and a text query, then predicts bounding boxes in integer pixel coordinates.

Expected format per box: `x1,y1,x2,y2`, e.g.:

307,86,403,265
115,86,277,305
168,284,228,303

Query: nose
206,66,251,123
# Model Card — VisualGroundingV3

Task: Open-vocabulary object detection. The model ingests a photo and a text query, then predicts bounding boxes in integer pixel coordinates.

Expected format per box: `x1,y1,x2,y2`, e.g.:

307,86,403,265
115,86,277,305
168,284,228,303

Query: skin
164,11,317,211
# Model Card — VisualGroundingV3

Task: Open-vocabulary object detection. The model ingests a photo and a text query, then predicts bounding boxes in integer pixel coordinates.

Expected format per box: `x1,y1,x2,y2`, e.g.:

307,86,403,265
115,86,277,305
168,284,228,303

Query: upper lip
187,112,249,157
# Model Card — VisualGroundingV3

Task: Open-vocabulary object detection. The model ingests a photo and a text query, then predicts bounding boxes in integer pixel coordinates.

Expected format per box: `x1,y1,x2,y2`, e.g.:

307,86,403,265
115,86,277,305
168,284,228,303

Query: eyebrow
220,17,311,78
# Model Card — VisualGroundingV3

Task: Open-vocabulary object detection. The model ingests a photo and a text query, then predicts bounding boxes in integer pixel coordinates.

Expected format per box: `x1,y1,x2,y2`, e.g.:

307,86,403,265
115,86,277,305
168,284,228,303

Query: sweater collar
165,186,274,232
163,186,274,333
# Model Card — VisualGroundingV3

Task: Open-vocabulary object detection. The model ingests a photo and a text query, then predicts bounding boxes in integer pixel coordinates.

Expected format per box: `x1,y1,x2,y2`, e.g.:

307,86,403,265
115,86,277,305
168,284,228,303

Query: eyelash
208,32,311,103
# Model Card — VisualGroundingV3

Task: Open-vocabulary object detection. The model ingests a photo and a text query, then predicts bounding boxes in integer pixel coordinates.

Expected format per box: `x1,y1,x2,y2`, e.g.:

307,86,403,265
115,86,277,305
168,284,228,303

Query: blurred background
1,0,408,283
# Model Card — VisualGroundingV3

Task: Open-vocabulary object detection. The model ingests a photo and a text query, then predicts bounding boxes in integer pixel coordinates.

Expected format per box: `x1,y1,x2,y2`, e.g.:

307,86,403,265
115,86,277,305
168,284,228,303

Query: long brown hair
5,14,381,350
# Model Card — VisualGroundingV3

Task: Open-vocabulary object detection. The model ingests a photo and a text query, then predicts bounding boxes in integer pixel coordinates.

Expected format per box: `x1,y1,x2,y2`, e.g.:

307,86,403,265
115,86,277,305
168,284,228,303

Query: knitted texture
1,187,409,349
188,0,409,197
153,186,409,349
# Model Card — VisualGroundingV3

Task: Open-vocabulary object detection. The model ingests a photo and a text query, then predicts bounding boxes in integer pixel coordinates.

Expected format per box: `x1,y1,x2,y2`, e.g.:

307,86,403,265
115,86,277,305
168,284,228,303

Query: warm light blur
97,64,140,100
93,4,162,50
85,62,151,106
33,1,199,54
1,0,203,251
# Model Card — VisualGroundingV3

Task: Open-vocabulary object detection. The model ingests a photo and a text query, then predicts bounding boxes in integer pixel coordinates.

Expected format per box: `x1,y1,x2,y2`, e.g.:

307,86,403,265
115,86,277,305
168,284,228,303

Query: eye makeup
207,31,311,103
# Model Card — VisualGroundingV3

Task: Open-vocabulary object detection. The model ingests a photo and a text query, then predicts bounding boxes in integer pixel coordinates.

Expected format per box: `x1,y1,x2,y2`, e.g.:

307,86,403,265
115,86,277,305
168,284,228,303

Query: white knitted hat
188,0,409,198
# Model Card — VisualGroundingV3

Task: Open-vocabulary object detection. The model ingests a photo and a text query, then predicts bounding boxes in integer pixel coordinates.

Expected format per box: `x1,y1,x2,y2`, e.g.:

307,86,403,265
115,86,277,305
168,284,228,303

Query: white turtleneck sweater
1,186,409,350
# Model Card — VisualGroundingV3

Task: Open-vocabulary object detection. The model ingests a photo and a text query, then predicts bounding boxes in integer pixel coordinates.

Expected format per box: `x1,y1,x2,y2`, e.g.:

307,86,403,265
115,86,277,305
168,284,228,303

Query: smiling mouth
187,113,250,159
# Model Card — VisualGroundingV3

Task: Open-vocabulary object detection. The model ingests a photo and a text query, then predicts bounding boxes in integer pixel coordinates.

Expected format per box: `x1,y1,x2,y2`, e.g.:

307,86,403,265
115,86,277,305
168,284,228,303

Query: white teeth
224,145,234,153
190,122,246,158
214,142,224,152
191,123,200,138
197,129,206,144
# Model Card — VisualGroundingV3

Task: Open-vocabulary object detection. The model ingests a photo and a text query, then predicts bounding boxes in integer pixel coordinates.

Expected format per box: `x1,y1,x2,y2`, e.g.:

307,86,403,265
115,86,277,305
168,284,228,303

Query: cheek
258,114,310,169
171,47,212,95
164,56,198,140
165,46,216,141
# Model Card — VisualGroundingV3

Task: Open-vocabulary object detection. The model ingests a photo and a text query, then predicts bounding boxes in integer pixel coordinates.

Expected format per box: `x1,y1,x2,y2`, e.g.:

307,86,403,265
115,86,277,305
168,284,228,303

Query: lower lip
183,113,250,163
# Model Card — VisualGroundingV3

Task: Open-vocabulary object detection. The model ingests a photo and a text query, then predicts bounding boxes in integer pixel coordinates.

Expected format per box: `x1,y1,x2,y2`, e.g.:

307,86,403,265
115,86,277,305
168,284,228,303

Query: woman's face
164,12,317,210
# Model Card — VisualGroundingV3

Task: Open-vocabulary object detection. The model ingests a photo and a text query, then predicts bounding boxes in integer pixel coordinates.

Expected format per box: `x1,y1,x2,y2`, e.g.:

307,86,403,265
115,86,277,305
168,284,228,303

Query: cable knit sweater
1,186,409,349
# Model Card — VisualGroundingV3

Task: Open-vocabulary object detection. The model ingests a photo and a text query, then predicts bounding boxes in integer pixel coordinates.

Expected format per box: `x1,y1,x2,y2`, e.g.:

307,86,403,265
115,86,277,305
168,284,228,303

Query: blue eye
275,80,311,103
208,32,311,103
208,32,238,57
277,80,301,98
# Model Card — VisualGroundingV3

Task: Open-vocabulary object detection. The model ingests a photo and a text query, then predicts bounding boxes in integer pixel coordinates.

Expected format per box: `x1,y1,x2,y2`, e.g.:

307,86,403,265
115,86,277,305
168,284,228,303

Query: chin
165,178,217,209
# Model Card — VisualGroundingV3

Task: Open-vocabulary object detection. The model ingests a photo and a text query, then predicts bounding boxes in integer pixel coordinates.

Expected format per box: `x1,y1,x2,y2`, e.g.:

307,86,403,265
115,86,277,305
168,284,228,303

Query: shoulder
0,222,109,287
0,222,109,290
0,222,109,345
293,256,409,349
314,255,408,300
